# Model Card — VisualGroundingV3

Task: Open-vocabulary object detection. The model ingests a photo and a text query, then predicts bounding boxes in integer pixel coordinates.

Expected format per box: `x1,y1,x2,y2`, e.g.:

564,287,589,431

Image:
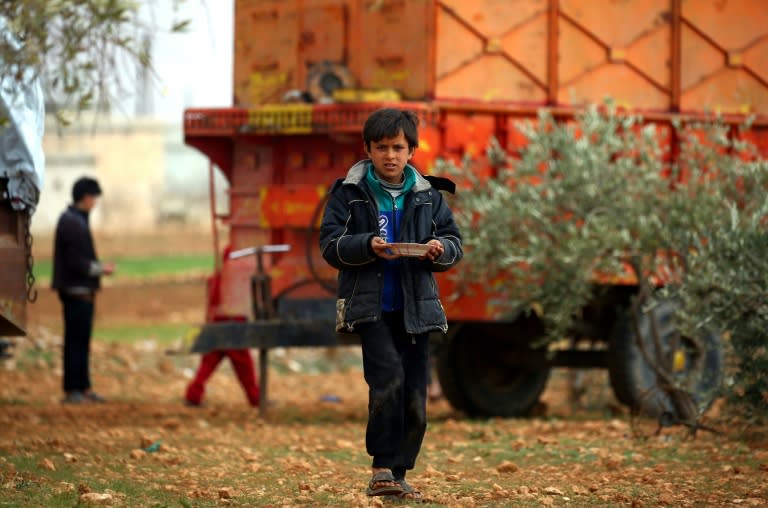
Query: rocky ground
0,233,766,506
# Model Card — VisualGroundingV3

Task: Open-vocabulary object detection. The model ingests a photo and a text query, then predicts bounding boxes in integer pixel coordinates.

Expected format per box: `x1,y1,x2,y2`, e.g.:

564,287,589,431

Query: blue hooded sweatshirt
365,163,417,311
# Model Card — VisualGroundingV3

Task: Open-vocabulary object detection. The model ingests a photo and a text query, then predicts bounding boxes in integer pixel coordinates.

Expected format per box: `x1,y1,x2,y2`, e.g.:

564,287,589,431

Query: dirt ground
1,233,767,506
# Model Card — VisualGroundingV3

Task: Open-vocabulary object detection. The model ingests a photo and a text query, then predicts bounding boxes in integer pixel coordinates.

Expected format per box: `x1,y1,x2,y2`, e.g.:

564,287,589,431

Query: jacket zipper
391,194,398,242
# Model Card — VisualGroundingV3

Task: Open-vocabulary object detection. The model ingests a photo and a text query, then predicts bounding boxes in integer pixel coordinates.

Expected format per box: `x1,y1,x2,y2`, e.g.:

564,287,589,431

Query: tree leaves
0,0,190,123
440,101,768,415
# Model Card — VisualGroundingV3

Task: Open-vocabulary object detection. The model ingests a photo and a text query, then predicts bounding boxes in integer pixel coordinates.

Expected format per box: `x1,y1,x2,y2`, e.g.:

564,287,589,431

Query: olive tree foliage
436,103,768,417
0,0,190,125
669,127,768,417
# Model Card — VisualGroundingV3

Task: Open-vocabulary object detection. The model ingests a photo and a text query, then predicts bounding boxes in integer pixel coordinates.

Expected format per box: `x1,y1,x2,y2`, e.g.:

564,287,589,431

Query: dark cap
72,177,102,203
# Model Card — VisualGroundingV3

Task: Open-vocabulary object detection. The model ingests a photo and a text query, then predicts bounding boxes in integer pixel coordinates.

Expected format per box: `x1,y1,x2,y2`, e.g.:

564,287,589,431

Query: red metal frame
185,102,768,145
185,100,768,323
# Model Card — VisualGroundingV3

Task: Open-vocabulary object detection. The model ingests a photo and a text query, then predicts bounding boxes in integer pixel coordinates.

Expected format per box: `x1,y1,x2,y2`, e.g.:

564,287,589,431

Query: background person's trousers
185,349,260,406
359,310,429,477
60,294,95,392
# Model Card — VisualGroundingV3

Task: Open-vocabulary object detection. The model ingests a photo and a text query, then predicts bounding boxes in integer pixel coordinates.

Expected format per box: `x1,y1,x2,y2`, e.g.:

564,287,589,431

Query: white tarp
0,16,45,212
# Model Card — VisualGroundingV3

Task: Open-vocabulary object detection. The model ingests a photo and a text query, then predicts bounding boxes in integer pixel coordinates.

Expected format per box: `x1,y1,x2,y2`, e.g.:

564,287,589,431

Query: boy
320,108,463,499
52,177,115,404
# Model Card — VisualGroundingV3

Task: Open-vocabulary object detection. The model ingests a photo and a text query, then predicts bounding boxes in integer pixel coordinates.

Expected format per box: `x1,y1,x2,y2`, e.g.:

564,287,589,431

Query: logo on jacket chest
378,215,389,240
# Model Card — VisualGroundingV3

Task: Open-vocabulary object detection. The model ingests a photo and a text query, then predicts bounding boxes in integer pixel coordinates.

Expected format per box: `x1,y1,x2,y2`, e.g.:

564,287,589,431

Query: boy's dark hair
363,108,419,150
72,177,102,203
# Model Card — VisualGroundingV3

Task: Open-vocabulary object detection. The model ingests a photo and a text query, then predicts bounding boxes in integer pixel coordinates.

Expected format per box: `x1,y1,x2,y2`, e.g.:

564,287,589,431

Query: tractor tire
608,298,724,418
434,336,473,413
436,321,550,417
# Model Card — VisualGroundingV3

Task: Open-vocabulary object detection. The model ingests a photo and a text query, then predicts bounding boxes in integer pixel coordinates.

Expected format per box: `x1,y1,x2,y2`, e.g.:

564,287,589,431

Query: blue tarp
0,16,45,212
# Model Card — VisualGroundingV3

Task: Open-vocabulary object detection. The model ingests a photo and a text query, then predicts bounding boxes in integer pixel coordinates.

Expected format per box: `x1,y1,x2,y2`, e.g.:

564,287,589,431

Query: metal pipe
547,0,559,106
208,161,221,272
670,0,682,113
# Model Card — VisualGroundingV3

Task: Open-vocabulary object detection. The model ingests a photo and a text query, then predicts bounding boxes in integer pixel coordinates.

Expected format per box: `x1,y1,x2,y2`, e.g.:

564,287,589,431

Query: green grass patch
2,454,209,508
34,254,214,284
95,323,194,346
14,348,56,370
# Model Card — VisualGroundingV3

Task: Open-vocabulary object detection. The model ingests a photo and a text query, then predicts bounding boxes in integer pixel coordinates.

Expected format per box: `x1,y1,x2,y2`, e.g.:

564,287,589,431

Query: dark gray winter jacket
52,206,104,294
320,160,463,334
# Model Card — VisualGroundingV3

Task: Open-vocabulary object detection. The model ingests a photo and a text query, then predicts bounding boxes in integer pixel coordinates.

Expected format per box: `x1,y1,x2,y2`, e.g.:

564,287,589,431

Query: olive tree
436,103,768,423
0,0,190,319
668,122,768,419
0,0,189,124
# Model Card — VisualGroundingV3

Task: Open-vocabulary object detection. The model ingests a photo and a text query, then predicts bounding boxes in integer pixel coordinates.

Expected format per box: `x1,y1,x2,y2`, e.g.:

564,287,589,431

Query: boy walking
320,108,463,499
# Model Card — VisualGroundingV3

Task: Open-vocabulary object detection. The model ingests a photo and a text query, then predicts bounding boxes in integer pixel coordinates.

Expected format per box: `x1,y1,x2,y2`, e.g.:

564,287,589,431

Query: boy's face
77,194,99,212
365,130,414,184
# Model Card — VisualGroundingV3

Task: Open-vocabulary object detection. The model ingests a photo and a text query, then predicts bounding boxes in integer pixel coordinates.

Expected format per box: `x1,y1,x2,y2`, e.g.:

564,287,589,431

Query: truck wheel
434,335,472,413
608,298,724,418
436,321,550,417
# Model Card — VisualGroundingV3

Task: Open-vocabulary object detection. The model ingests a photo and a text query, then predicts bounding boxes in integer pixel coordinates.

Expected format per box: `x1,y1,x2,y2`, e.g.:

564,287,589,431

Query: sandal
366,470,405,497
396,479,424,501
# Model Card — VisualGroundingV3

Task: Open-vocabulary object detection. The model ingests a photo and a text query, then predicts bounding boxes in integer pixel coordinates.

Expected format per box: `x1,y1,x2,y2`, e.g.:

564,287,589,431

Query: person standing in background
52,177,115,404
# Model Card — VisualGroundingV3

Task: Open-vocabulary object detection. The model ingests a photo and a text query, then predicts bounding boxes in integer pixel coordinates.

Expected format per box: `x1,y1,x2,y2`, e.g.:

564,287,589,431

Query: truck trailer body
184,0,768,417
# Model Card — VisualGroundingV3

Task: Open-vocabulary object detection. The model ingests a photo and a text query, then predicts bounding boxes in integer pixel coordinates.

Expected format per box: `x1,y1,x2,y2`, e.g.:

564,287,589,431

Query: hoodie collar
343,159,431,192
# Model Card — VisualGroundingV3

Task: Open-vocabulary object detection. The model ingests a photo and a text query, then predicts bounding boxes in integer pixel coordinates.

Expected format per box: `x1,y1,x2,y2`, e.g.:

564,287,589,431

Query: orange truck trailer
183,0,768,417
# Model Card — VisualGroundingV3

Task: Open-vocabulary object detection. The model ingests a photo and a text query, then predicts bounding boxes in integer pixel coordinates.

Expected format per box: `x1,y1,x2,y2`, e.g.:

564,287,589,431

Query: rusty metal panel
348,0,434,99
435,0,549,102
0,199,26,336
558,0,671,110
231,0,768,115
680,0,768,114
230,143,274,192
233,0,350,106
298,4,347,66
234,0,300,106
235,1,435,104
229,185,326,229
234,0,357,106
293,2,351,101
434,0,768,115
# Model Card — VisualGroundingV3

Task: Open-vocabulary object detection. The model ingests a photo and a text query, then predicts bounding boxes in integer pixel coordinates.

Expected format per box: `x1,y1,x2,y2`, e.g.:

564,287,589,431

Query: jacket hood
343,160,432,192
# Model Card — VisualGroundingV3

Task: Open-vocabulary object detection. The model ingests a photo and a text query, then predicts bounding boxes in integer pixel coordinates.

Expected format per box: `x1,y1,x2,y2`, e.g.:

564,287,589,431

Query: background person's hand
371,236,399,260
102,262,116,276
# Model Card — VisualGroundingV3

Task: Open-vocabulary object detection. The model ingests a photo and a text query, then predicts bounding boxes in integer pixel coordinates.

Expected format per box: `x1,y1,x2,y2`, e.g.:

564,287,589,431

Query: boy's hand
421,239,444,261
371,236,400,260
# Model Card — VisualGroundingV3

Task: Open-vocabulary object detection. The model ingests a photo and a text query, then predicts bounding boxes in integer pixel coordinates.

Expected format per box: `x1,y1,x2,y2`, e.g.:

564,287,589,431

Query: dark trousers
185,349,261,406
59,293,95,392
359,310,429,478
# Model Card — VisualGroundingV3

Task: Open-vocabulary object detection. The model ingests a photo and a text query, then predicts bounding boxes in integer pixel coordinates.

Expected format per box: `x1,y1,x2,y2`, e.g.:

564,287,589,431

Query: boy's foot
62,391,86,404
366,469,404,497
63,390,106,404
396,479,424,501
84,390,106,403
